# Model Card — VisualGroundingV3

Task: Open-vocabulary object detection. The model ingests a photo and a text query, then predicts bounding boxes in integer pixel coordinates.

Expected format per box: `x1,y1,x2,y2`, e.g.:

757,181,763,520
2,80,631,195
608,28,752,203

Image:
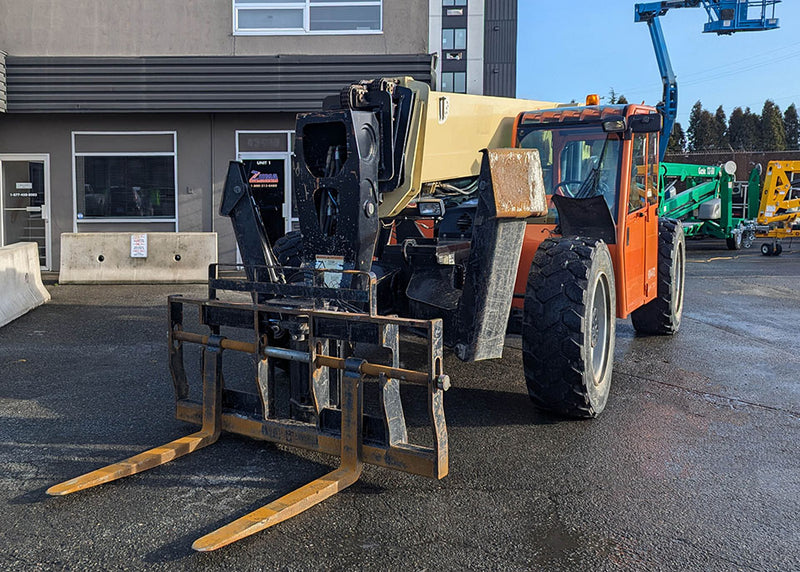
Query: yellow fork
47,341,224,496
192,369,364,552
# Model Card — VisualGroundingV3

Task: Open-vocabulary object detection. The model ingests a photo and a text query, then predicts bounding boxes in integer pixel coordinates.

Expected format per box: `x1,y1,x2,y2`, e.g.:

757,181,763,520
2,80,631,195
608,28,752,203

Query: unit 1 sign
131,234,148,258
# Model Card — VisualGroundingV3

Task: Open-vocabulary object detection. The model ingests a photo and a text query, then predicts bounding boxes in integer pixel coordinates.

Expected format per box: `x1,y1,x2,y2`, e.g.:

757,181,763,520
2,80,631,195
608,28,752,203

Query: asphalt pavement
1,240,798,571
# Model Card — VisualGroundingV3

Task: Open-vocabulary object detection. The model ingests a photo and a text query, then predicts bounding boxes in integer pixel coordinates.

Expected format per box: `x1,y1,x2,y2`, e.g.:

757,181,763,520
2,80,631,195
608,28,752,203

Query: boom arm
635,1,781,160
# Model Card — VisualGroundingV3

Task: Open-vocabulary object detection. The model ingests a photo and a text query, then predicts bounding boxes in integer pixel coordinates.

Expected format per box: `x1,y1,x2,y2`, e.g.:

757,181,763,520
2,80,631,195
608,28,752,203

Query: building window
234,1,382,35
443,0,467,6
441,72,466,94
442,28,466,50
73,132,178,227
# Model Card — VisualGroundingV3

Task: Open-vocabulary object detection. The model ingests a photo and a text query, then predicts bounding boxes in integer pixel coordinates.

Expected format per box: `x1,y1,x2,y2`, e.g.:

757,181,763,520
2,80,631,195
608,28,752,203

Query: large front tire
631,218,685,335
523,237,616,418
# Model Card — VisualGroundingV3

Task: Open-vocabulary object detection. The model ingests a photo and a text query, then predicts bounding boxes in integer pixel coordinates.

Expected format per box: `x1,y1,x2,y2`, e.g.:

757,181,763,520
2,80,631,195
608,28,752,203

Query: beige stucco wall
0,0,429,56
0,111,297,269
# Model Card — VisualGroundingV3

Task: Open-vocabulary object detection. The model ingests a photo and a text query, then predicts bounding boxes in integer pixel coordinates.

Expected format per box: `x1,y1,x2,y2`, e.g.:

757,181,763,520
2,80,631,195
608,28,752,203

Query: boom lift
751,160,800,255
659,161,756,249
635,0,781,158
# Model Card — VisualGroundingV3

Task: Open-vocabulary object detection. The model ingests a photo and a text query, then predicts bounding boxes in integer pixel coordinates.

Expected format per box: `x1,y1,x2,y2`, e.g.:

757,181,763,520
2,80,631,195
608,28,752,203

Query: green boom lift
658,161,758,250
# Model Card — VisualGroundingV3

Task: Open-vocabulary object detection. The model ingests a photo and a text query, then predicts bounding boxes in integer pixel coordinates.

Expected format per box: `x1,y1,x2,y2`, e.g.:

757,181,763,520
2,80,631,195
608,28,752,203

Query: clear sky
516,1,800,128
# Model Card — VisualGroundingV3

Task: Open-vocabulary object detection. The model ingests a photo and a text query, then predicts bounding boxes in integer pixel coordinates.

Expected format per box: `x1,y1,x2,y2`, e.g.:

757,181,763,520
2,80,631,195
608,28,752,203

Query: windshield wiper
574,136,611,199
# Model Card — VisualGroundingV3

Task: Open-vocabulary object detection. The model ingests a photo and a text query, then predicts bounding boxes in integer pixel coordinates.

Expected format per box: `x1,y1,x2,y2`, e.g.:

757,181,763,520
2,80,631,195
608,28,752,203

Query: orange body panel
388,219,435,245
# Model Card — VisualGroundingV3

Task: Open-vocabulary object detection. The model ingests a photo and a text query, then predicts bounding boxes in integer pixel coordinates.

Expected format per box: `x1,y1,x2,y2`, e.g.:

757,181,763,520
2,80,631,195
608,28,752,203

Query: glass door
238,152,295,237
1,156,51,269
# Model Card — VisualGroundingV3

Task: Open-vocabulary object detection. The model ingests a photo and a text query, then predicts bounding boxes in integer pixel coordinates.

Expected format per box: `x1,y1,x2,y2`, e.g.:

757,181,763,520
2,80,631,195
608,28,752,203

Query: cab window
647,133,659,205
518,129,553,192
629,134,649,213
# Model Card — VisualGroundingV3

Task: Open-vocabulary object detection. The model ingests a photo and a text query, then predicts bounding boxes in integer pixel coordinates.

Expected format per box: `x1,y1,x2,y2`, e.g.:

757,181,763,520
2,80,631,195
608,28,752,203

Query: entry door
238,153,294,239
1,156,51,269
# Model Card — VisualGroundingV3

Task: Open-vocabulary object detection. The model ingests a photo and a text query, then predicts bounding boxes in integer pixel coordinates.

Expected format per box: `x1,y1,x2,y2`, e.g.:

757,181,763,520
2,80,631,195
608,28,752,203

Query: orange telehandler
47,79,683,550
45,0,783,552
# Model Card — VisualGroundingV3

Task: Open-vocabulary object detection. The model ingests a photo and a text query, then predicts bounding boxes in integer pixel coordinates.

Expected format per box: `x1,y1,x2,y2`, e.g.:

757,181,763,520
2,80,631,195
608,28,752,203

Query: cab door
623,133,659,313
642,134,660,303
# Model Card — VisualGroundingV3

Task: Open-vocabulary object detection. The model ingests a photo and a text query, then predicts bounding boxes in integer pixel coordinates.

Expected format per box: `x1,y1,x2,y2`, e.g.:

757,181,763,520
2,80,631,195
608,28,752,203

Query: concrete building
0,0,517,271
429,0,517,97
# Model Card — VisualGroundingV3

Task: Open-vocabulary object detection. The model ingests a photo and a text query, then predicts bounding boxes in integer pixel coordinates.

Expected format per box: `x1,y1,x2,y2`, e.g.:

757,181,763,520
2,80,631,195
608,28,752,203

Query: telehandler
47,0,781,552
47,78,684,550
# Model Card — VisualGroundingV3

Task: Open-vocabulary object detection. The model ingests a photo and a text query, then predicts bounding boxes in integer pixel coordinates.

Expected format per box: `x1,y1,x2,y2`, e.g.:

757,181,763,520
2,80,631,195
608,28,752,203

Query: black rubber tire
523,237,616,418
726,226,743,250
631,218,685,335
761,243,773,256
775,243,783,256
273,231,303,267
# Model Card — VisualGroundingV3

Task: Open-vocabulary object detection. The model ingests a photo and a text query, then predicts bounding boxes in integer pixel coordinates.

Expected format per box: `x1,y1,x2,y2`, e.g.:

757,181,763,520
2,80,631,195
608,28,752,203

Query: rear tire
726,225,743,250
523,237,616,418
761,242,773,256
775,243,783,256
631,218,685,335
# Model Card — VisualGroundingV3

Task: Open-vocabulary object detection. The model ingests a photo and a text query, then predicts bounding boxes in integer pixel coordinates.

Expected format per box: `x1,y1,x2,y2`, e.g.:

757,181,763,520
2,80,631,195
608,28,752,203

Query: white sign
15,182,33,190
315,255,345,288
131,234,148,258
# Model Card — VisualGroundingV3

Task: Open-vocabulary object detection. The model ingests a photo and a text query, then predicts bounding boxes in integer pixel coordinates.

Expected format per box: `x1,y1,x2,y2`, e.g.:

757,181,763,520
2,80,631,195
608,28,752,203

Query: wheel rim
589,273,611,385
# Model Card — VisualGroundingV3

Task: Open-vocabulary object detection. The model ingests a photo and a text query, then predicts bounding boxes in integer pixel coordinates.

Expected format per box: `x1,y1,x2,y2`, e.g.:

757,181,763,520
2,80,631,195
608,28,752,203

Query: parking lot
1,241,799,571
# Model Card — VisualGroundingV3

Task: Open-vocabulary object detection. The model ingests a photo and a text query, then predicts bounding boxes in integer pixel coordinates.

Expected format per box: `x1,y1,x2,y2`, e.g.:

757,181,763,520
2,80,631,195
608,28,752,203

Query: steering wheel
553,180,584,198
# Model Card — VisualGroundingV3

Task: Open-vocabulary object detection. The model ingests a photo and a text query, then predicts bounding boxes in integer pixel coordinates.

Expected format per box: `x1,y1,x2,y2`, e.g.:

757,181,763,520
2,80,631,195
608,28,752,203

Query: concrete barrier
0,242,51,328
59,232,218,284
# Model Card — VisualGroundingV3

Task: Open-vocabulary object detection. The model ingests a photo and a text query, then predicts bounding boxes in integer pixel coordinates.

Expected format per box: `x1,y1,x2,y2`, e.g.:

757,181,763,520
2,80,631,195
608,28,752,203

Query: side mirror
628,114,663,133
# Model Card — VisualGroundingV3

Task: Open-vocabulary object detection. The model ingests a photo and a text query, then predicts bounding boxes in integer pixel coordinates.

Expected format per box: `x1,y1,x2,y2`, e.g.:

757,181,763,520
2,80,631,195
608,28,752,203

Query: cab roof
519,104,630,126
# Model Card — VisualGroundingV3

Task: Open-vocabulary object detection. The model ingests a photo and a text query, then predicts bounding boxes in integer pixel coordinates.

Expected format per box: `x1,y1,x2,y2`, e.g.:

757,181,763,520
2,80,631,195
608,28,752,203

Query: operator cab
510,103,664,317
514,104,660,227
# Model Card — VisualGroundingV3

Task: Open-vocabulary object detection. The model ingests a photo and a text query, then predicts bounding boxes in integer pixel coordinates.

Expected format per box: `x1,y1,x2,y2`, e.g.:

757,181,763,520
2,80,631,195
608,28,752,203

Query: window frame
233,1,383,36
235,130,297,235
442,27,467,50
441,71,467,94
71,131,179,231
628,133,653,214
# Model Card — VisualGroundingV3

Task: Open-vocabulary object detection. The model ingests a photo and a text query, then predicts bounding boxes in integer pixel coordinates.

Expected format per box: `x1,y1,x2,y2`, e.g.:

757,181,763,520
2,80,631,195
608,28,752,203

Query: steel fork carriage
48,264,449,551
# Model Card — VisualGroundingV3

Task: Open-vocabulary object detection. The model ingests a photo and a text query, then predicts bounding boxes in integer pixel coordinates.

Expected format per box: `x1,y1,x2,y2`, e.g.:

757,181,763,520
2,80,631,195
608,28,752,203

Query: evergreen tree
743,108,762,150
784,103,799,150
607,89,628,105
667,122,686,154
761,100,786,151
728,107,747,150
714,106,729,150
687,101,717,151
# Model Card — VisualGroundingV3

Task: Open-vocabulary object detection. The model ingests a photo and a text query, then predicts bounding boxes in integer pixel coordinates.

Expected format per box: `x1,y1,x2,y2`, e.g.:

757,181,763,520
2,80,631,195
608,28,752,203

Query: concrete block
59,232,217,284
0,242,51,328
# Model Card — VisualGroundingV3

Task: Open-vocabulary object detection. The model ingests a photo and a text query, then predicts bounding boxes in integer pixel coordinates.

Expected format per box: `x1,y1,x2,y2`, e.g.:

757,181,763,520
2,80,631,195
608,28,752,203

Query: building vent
0,51,7,113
